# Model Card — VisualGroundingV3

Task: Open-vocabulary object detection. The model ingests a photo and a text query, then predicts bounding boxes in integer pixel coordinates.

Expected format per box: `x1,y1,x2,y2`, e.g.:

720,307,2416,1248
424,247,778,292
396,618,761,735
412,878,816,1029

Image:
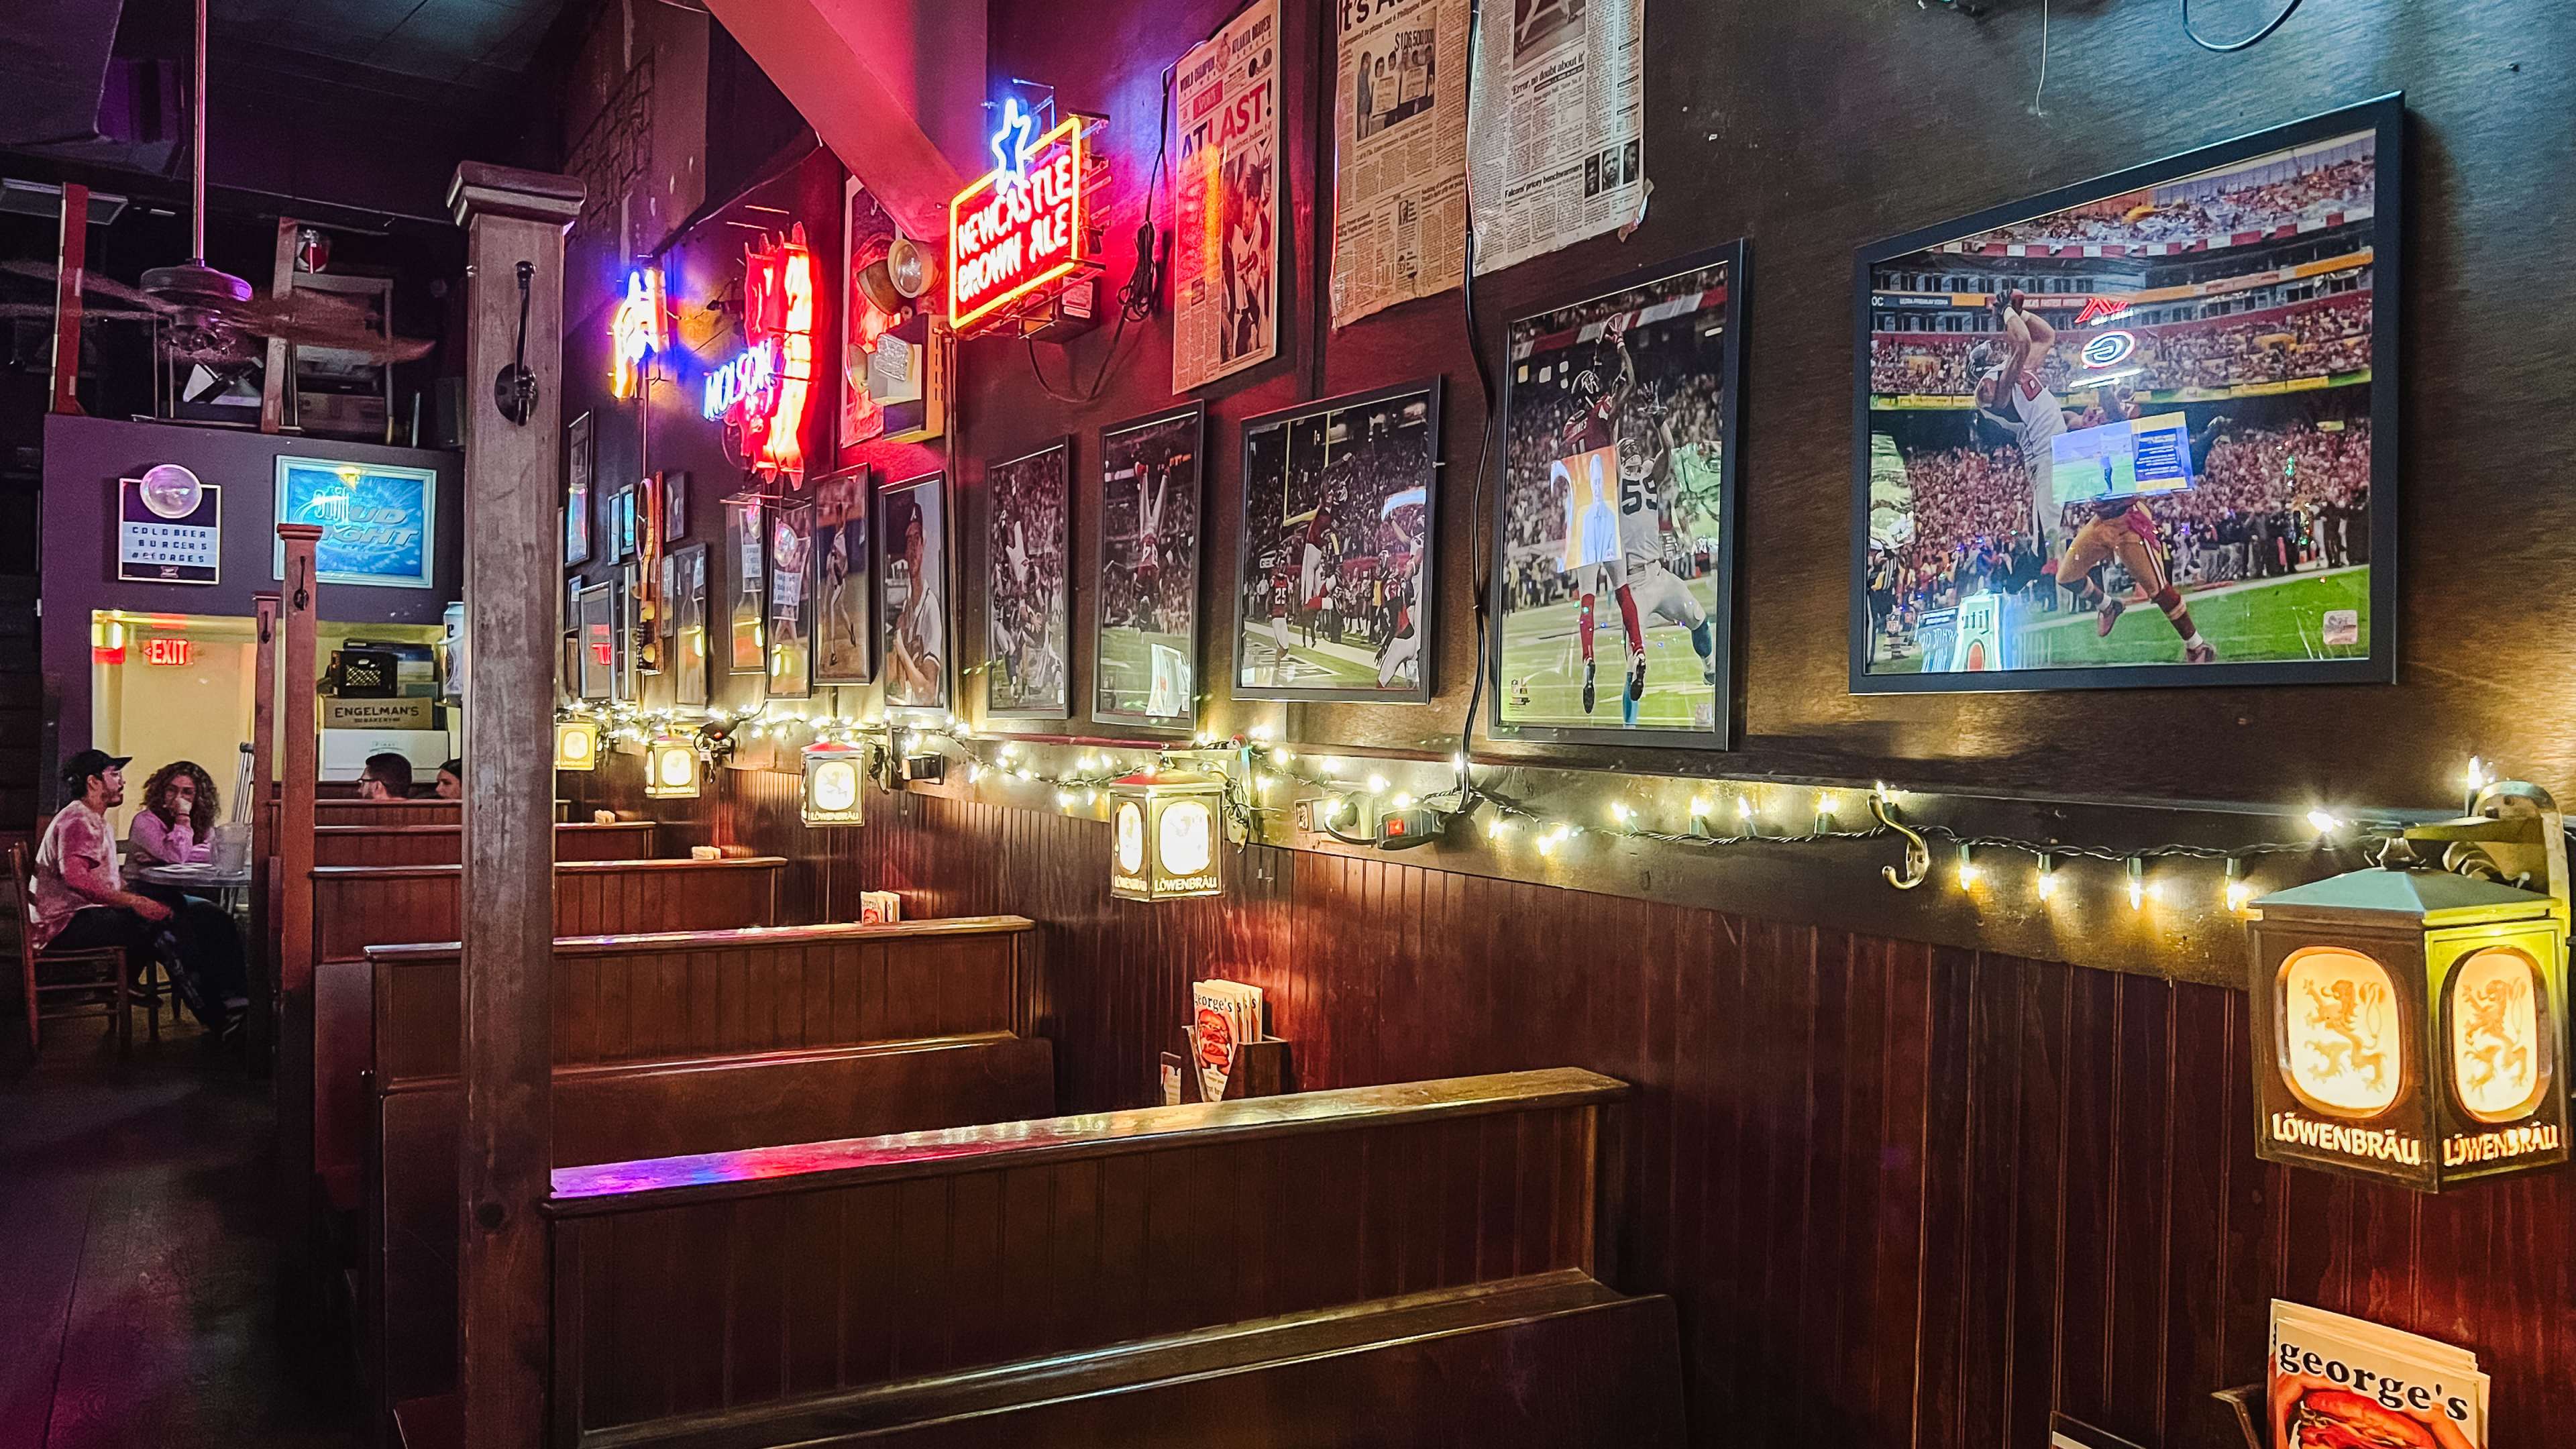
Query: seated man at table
34,750,247,1034
127,759,217,866
357,751,414,800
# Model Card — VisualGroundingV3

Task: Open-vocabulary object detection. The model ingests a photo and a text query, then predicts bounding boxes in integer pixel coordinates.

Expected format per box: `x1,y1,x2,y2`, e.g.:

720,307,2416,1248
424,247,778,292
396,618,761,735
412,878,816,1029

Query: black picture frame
983,438,1073,720
1232,379,1442,704
576,580,614,700
1092,402,1206,731
671,544,710,708
725,494,767,676
810,470,875,686
663,470,690,541
876,470,953,716
565,411,592,566
1486,239,1748,750
1848,94,2401,695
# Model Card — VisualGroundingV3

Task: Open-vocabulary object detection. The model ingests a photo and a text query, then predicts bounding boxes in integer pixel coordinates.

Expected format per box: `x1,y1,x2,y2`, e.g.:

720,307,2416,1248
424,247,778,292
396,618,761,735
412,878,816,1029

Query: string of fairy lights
554,696,2487,917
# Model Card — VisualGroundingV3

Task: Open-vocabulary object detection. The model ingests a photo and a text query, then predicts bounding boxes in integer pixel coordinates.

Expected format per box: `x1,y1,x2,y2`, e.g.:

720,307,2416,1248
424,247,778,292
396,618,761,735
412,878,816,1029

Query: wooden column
447,162,582,1449
274,527,323,1280
249,590,280,1071
50,182,87,416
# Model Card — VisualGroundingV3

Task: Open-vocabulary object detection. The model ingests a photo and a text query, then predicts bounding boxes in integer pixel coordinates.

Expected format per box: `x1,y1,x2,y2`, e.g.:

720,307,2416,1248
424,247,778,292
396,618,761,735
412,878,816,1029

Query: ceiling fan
0,0,434,368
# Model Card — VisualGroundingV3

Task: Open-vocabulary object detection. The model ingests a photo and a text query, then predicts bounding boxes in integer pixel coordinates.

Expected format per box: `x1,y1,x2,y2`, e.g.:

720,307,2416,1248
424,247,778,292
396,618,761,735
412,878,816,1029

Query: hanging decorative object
644,732,703,799
800,740,868,827
2245,781,2570,1192
704,228,815,484
553,718,600,771
947,94,1108,337
1107,767,1226,902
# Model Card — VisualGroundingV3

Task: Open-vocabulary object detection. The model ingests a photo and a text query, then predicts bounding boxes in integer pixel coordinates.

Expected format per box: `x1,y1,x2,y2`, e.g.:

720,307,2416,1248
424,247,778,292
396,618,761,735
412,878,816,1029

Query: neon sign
2080,329,2138,369
949,110,1089,332
144,636,195,667
2072,296,2133,327
702,229,815,482
609,266,666,400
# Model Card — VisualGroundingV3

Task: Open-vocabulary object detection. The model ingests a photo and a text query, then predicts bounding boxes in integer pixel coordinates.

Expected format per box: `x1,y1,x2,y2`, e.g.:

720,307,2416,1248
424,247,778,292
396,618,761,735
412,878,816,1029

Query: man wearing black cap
35,749,246,1034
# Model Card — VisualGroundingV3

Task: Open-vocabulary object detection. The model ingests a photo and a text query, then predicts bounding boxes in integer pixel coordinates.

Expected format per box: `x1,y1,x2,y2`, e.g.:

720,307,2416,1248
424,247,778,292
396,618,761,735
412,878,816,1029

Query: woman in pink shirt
127,759,218,866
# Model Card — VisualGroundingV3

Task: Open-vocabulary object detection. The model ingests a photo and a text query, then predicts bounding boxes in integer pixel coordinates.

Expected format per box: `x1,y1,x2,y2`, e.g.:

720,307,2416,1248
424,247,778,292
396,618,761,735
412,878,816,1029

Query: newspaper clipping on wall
1466,0,1647,276
1329,0,1469,327
1173,0,1281,392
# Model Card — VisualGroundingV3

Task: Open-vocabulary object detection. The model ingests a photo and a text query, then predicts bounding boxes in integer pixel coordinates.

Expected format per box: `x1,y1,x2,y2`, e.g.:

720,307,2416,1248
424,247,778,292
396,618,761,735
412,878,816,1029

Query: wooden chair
10,843,131,1059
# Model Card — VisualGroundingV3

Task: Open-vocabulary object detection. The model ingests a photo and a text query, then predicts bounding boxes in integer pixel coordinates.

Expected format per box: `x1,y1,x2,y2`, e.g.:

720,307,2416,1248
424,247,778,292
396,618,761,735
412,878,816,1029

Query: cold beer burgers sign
949,97,1093,332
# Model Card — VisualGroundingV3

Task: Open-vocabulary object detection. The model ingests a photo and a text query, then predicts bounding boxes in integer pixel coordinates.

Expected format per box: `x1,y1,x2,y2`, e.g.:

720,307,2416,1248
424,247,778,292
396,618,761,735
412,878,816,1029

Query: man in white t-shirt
883,495,946,706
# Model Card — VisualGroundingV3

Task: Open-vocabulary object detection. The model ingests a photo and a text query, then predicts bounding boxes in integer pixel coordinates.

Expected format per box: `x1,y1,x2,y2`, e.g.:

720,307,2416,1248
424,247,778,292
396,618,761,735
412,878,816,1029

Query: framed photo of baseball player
983,439,1073,720
1093,402,1205,730
1487,241,1746,749
765,500,814,700
1851,95,2400,693
1234,380,1442,703
875,471,951,714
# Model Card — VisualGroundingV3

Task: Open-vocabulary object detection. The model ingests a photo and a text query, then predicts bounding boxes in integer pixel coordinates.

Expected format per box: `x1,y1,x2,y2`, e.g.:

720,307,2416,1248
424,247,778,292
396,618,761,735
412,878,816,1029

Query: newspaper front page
1173,0,1281,392
1329,0,1470,327
1466,0,1646,276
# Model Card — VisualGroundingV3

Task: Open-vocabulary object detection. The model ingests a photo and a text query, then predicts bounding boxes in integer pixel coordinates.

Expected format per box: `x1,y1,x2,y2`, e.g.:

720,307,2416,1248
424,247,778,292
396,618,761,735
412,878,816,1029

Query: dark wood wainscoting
561,775,2573,1446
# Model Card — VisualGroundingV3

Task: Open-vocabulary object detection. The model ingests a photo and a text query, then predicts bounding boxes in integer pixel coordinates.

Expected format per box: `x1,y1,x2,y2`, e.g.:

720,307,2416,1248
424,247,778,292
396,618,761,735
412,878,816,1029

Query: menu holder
2210,1385,2263,1449
1177,1027,1293,1104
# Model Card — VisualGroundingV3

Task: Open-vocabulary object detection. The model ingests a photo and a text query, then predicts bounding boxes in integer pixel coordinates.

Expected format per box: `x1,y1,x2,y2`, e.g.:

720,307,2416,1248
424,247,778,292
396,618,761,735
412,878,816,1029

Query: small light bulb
2306,809,2347,836
1055,790,1075,809
1274,749,1295,764
1690,796,1712,819
1083,788,1097,804
1817,792,1839,814
1367,773,1390,794
2035,855,2057,900
1451,752,1469,772
1250,724,1273,741
1612,803,1635,826
1737,796,1754,819
1323,757,1346,777
2126,857,2147,911
2224,858,2252,913
1955,844,1980,890
1485,816,1509,841
1392,792,1413,810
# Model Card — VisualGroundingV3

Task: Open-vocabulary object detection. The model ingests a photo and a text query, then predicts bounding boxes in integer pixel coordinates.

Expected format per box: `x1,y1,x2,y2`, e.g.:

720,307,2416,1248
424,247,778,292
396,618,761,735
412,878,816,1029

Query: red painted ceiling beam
702,0,975,245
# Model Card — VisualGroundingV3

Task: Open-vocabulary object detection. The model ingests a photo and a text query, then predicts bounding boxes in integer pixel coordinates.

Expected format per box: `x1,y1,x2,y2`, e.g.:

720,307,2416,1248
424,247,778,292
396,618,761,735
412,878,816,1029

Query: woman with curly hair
128,758,218,866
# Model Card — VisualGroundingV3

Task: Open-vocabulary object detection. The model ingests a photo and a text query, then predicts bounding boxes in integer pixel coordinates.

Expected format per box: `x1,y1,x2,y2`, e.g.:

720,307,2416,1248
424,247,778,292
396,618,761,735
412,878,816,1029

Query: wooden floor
0,1018,356,1449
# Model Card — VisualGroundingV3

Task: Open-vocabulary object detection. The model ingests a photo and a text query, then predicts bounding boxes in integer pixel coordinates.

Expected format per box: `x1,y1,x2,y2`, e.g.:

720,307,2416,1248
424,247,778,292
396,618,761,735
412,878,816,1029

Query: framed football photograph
811,470,873,686
985,439,1073,720
1234,380,1441,703
1851,95,2400,694
876,471,952,714
671,544,710,708
1093,403,1205,730
724,494,767,675
1487,241,1746,749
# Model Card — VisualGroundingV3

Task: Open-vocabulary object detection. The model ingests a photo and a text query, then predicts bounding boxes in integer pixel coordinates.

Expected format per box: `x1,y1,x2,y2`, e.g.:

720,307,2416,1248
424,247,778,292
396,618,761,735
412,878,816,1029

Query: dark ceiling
207,0,570,95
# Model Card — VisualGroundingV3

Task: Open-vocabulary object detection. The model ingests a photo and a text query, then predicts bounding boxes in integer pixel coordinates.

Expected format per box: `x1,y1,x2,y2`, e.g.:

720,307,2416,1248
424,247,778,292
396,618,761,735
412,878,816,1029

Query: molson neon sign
949,99,1089,332
610,265,666,400
704,228,816,482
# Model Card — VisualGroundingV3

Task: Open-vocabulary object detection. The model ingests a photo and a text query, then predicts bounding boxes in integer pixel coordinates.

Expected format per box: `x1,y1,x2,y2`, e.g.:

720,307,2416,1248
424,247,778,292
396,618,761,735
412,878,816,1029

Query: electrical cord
2182,0,2307,52
1023,65,1171,405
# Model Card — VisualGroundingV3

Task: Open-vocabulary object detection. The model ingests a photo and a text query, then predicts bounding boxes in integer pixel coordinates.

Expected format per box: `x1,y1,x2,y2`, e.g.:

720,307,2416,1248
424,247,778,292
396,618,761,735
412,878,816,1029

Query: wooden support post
250,591,280,1071
260,217,297,433
274,527,323,1290
447,162,582,1449
50,182,87,416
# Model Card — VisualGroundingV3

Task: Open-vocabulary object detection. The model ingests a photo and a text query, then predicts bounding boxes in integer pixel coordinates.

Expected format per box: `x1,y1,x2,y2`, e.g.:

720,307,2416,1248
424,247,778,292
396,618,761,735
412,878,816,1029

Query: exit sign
143,637,195,667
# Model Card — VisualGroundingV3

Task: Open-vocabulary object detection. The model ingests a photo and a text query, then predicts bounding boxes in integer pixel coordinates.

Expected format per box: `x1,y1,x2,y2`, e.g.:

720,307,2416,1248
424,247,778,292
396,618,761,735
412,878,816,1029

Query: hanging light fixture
1106,767,1226,902
644,732,702,798
800,740,867,826
554,718,600,771
2245,780,2569,1192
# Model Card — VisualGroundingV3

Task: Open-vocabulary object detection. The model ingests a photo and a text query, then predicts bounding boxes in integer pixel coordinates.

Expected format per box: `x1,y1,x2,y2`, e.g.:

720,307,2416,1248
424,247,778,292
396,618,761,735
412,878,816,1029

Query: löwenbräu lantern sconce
2246,781,2569,1192
801,741,867,826
554,718,600,771
1107,769,1224,902
644,732,702,799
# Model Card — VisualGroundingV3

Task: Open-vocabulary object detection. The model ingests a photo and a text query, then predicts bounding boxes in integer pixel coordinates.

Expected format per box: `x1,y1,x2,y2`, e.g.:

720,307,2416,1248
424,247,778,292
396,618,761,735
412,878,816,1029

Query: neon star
989,97,1035,186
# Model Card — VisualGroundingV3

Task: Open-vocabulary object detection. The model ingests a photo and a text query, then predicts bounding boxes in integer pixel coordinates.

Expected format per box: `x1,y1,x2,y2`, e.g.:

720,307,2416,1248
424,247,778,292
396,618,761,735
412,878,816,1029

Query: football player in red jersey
1554,314,1647,712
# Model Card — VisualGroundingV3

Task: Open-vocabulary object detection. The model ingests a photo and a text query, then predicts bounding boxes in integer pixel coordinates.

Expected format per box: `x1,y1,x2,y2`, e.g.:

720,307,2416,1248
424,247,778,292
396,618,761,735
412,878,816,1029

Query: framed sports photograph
576,580,614,699
672,545,710,707
984,439,1072,719
1234,381,1441,702
663,470,689,541
612,564,639,701
725,494,767,674
876,471,952,714
1489,241,1746,748
767,500,815,699
811,470,873,686
1851,95,2399,693
566,412,592,566
1093,403,1205,729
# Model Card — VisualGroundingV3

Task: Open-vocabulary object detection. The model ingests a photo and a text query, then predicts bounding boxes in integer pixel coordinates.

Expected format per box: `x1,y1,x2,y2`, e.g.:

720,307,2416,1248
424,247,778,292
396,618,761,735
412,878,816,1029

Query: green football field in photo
1094,625,1196,712
1872,566,2371,674
1237,626,1391,689
1495,576,1722,730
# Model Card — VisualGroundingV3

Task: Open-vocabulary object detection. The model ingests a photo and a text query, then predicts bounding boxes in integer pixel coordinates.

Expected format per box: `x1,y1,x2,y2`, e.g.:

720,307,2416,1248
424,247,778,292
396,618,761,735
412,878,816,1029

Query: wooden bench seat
364,919,1053,1421
541,1069,1680,1449
296,857,789,1216
314,820,658,867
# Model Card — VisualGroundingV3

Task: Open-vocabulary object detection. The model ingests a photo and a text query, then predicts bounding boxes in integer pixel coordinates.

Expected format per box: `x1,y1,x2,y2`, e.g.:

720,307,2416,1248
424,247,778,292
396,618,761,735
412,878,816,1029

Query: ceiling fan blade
0,259,170,311
256,315,437,363
0,303,160,321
